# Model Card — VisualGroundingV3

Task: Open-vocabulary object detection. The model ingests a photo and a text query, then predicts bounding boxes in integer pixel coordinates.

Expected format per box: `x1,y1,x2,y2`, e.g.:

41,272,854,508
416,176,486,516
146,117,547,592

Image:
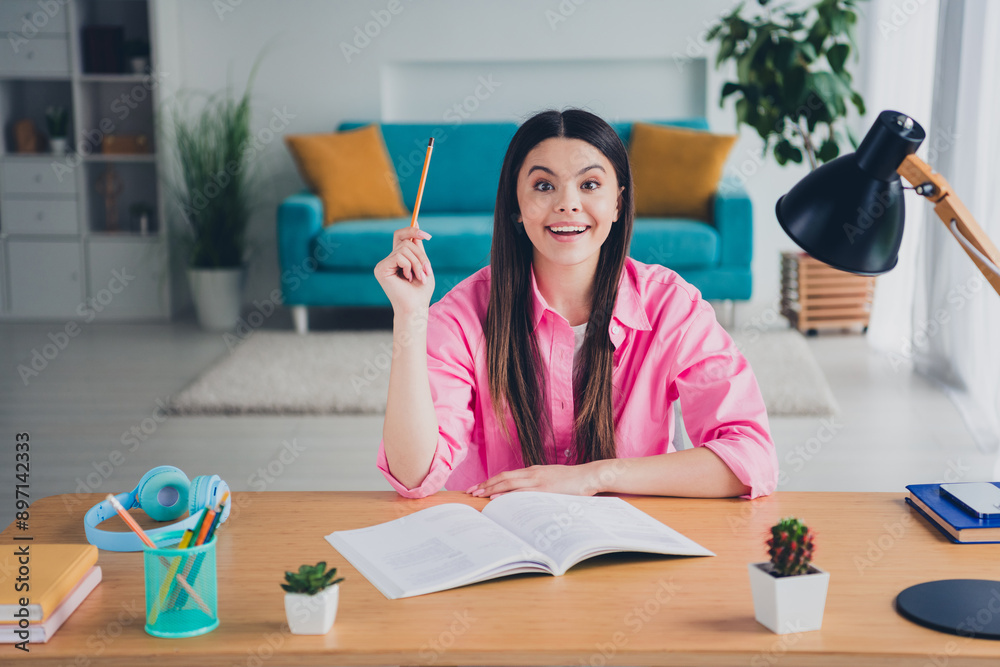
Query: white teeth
549,226,587,232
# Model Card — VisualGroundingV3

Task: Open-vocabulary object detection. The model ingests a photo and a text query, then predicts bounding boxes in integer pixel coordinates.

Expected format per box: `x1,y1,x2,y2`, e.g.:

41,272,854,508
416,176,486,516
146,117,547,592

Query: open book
325,491,714,599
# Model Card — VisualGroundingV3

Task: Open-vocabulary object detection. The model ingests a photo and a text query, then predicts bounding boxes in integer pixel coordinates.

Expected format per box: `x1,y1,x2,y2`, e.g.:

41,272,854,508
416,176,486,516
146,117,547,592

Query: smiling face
515,137,623,274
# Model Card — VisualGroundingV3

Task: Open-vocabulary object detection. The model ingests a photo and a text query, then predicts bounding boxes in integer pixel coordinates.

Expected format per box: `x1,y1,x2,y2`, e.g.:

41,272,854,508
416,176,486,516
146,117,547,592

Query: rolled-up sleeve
670,298,778,499
377,304,477,498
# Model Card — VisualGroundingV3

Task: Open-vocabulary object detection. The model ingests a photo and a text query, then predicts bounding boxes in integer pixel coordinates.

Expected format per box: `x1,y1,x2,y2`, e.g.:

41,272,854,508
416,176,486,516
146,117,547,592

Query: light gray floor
0,302,994,504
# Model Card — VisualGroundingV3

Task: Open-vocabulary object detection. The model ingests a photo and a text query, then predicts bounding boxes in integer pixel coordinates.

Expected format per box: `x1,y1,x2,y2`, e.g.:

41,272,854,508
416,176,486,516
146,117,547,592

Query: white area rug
168,329,838,417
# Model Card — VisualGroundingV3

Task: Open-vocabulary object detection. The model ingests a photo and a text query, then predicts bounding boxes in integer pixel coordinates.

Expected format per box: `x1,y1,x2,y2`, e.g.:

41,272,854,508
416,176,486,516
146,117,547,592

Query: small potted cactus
282,562,344,635
747,517,830,634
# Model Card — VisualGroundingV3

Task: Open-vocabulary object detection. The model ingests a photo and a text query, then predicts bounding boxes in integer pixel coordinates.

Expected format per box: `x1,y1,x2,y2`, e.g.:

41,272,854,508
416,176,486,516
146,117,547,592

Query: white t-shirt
571,322,587,370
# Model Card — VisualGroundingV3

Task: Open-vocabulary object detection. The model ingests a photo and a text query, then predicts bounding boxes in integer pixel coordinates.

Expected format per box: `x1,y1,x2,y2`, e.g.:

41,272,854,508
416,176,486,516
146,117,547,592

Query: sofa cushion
313,213,494,272
628,219,720,270
284,125,409,226
339,122,518,214
629,123,737,221
610,118,709,145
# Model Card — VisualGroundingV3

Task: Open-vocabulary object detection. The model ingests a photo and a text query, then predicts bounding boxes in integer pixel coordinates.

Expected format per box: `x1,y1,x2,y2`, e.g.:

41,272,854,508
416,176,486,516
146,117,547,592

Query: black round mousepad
896,579,1000,639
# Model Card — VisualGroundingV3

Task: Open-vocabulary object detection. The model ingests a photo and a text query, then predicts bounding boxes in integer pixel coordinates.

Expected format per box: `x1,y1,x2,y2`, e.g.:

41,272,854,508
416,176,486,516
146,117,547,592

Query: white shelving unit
0,0,171,321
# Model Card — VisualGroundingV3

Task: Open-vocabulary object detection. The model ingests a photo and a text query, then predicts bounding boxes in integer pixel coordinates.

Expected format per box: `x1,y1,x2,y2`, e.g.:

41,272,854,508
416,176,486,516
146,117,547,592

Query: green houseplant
707,0,866,169
709,0,869,334
45,105,68,155
748,518,830,634
165,66,260,330
282,562,344,635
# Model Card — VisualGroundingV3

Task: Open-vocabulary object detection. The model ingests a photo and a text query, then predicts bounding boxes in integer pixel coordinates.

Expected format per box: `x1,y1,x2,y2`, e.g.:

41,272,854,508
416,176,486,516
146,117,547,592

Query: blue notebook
906,483,1000,544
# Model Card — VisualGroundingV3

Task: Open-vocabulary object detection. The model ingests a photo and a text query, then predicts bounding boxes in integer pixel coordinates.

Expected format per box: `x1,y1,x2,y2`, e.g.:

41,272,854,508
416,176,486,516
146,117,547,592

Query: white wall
160,0,826,313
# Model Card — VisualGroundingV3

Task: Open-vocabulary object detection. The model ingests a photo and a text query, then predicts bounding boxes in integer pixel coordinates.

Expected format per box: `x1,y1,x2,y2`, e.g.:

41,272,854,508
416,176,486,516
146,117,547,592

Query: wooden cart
781,251,876,335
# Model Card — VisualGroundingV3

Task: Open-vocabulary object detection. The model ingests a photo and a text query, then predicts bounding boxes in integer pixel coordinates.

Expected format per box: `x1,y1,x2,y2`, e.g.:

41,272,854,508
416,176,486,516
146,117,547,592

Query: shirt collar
529,258,652,346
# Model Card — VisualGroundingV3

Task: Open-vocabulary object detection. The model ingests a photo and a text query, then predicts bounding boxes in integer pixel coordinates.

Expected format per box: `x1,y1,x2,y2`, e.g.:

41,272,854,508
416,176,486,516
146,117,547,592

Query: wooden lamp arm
897,153,1000,297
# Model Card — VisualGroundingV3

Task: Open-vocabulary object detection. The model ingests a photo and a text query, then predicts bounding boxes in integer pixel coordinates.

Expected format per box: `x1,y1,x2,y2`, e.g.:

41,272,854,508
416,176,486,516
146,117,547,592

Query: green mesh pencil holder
143,529,219,638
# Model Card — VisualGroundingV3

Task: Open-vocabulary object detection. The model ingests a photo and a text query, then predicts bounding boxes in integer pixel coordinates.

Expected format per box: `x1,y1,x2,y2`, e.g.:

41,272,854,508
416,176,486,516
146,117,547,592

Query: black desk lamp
777,110,1000,290
776,110,1000,639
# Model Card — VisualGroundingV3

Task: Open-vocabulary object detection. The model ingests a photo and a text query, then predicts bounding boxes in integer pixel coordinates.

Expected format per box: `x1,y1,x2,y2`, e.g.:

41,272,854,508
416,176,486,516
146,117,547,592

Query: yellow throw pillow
629,123,737,221
284,125,409,226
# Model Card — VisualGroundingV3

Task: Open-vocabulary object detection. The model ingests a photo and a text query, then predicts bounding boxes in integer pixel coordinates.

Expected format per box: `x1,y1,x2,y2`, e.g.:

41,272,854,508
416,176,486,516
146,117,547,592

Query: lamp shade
775,111,926,275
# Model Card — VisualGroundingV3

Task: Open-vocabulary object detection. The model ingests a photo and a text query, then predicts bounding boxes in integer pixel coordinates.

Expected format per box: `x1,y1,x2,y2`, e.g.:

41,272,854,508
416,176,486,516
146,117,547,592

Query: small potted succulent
281,562,344,635
45,106,69,155
124,39,151,74
747,517,830,634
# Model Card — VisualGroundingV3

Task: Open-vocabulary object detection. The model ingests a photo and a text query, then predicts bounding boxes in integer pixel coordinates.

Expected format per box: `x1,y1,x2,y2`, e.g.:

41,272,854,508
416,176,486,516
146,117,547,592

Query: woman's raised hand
374,225,435,314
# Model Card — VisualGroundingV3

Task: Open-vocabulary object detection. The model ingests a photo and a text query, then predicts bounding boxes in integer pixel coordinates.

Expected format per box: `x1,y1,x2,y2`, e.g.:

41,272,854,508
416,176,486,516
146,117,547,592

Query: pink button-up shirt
377,257,778,499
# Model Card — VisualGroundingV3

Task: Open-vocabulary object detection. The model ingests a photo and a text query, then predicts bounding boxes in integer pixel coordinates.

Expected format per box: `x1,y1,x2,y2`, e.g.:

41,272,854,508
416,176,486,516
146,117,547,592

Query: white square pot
748,562,830,634
284,585,339,635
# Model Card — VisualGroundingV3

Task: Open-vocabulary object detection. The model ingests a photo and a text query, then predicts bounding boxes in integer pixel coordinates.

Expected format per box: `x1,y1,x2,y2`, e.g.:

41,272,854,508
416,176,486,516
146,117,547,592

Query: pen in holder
143,529,219,638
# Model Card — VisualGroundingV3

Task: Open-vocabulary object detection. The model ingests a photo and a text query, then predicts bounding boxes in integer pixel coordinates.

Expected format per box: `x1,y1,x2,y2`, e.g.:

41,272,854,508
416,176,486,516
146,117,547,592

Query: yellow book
0,544,98,623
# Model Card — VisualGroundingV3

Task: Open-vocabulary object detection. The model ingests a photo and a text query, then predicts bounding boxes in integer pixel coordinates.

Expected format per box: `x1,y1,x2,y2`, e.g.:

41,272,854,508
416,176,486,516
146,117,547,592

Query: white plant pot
748,562,830,635
186,267,246,331
50,137,67,155
284,585,339,635
129,56,150,74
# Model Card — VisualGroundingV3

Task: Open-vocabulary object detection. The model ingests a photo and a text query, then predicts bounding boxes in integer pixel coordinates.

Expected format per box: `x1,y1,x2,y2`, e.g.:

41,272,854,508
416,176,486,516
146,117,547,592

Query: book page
326,504,554,599
482,492,714,574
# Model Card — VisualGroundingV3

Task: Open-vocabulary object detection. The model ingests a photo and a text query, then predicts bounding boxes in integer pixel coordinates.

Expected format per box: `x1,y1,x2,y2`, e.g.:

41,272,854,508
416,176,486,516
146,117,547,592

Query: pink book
0,566,102,643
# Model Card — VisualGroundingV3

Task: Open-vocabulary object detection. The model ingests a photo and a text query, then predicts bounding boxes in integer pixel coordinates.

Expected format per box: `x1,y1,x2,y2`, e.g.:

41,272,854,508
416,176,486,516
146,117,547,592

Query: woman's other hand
465,463,607,499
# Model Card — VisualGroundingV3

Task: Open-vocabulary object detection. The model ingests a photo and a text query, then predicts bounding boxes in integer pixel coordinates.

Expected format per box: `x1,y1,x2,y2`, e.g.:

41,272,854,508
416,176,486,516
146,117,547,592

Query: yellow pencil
409,138,434,228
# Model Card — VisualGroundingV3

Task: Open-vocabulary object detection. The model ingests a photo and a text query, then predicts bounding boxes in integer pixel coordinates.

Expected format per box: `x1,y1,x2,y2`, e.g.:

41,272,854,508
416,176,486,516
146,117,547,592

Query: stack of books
906,484,1000,544
1,544,102,643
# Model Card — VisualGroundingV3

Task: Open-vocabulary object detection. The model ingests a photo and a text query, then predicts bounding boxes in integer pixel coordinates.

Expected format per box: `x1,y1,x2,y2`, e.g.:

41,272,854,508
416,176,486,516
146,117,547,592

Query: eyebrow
527,163,606,177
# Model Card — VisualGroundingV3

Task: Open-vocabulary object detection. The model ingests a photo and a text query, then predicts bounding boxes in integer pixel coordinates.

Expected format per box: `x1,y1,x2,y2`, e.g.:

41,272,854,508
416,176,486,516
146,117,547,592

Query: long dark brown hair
485,108,635,467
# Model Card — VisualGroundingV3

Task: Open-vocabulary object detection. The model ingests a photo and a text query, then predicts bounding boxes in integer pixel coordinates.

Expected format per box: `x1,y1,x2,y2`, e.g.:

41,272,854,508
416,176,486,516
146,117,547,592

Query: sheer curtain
915,0,1000,461
865,0,1000,463
863,0,939,352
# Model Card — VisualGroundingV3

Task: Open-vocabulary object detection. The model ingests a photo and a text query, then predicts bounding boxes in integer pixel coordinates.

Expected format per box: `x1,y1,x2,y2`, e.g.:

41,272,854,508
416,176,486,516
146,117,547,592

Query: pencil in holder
143,529,219,638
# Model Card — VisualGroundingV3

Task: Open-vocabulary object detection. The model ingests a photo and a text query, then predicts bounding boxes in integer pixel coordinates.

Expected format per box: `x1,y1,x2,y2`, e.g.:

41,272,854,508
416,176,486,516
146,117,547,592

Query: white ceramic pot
186,267,246,331
129,56,150,74
284,585,339,635
50,137,67,155
748,561,830,635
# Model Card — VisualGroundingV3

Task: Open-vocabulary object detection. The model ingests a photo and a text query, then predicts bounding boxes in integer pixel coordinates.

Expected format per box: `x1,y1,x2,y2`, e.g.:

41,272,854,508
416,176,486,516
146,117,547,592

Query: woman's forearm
382,308,440,490
591,447,750,498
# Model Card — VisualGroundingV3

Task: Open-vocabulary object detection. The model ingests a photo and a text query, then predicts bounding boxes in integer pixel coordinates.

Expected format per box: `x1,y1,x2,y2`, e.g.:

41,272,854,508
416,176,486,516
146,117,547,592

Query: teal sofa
277,119,752,333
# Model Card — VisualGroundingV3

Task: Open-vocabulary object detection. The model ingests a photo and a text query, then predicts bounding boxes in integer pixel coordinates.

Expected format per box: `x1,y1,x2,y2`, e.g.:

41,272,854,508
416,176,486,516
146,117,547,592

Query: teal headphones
84,466,232,551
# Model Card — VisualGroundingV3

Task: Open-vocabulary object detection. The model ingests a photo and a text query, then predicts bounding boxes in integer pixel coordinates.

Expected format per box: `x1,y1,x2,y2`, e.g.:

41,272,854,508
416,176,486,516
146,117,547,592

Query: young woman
374,109,777,500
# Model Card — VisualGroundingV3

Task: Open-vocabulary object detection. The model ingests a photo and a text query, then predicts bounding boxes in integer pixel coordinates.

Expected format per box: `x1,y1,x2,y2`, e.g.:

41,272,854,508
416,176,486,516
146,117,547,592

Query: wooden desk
3,491,1000,666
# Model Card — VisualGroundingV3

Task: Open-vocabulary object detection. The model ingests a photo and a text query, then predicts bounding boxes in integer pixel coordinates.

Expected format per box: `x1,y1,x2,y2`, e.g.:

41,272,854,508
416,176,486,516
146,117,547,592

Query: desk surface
3,491,1000,666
